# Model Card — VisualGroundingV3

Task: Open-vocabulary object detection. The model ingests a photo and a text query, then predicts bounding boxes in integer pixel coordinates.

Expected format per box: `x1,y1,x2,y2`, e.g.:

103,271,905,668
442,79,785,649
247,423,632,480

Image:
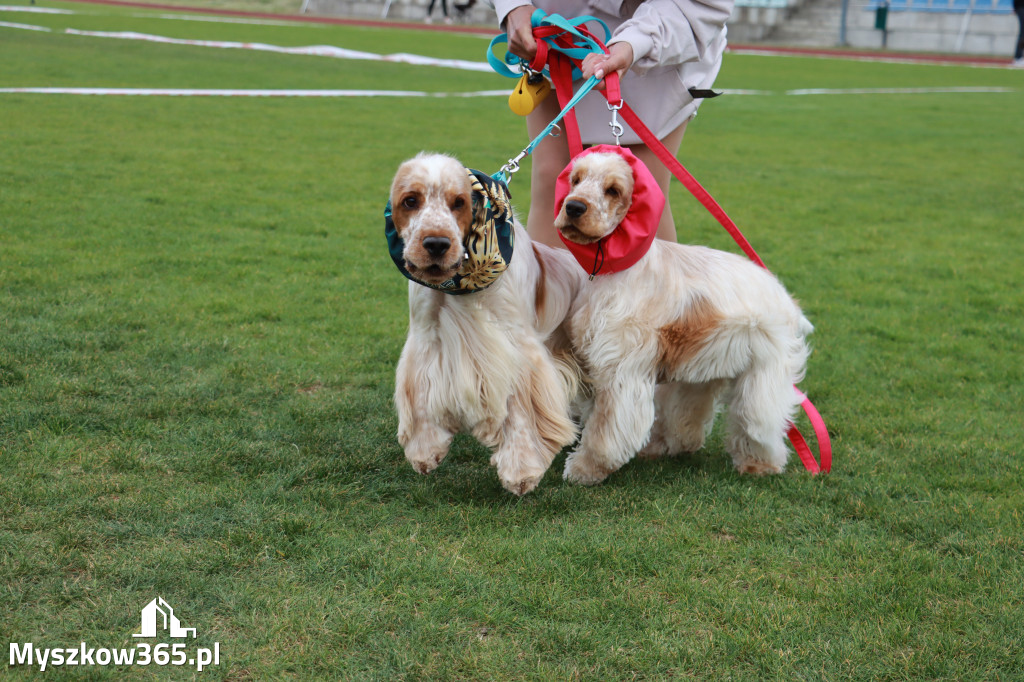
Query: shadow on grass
287,383,768,514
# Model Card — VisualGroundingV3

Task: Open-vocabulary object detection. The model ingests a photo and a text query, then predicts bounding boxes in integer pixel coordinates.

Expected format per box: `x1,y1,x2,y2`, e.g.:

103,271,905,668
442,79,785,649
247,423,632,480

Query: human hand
505,5,538,63
581,42,634,90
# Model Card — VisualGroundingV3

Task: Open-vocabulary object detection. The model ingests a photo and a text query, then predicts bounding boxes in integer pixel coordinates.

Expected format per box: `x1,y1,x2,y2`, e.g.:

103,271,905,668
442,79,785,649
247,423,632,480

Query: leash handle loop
488,10,610,80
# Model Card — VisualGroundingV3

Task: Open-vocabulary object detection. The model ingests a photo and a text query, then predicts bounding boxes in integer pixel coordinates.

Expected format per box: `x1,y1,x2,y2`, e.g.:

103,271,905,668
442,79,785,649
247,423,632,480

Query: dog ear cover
554,144,666,276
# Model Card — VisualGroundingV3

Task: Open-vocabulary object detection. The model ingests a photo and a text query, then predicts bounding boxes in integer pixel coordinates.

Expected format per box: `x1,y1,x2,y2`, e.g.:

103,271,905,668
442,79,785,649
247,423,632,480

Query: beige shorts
536,1,726,145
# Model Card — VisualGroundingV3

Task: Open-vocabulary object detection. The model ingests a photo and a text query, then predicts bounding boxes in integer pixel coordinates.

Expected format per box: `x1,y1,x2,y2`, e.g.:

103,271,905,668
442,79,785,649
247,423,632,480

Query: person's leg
525,94,572,248
626,118,688,242
1016,8,1024,60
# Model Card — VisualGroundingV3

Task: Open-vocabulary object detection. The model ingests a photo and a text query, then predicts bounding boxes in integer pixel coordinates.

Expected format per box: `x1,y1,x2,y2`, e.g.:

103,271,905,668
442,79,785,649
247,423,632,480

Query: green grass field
2,1,1023,678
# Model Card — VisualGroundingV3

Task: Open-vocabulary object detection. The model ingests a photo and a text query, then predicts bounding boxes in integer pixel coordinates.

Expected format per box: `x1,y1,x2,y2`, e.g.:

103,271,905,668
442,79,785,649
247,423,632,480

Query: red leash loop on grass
790,389,832,473
532,21,832,473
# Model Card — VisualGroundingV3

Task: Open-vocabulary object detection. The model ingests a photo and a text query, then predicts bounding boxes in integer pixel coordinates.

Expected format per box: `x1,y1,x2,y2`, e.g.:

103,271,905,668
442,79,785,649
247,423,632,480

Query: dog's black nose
564,200,587,219
422,236,451,258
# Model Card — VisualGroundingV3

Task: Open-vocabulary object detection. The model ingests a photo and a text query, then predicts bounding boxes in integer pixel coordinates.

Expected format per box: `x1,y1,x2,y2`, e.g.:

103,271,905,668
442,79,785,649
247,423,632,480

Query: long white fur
391,153,584,496
556,152,814,485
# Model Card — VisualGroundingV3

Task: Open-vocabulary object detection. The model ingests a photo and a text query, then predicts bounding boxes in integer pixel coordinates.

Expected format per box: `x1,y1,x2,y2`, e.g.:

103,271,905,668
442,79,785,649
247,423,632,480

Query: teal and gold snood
385,169,515,295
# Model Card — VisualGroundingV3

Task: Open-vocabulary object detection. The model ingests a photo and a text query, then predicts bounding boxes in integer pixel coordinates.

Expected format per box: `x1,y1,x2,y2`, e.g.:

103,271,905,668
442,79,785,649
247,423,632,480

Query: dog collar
554,145,666,277
385,169,515,295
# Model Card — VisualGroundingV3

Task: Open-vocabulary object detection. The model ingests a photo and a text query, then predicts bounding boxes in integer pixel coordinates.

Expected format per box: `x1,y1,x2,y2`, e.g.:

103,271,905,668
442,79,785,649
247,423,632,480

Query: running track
57,0,1013,67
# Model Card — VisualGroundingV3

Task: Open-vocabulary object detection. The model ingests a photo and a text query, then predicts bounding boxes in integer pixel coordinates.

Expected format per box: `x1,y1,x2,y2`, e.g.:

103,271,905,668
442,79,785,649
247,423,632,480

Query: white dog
555,150,814,485
387,152,583,495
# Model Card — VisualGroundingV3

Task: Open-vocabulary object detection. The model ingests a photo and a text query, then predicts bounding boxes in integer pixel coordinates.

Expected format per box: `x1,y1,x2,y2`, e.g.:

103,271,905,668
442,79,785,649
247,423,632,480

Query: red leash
539,26,832,474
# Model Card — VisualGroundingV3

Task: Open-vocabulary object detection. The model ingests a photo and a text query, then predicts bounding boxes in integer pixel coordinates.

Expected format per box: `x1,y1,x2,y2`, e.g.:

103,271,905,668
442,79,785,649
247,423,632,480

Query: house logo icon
132,597,196,639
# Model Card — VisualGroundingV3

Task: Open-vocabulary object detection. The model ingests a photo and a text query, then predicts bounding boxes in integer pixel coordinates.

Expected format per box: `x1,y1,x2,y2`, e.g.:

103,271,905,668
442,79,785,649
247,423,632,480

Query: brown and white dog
389,152,584,495
555,151,814,485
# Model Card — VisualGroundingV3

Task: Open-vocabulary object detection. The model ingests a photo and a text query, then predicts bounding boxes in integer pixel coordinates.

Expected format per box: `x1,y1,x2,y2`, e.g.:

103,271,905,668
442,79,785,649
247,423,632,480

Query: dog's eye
605,186,620,198
451,197,466,211
402,196,419,209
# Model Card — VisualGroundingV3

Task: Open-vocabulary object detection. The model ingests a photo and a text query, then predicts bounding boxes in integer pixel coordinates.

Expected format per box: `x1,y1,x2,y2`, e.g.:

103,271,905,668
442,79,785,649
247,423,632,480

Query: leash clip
607,100,624,145
500,149,528,178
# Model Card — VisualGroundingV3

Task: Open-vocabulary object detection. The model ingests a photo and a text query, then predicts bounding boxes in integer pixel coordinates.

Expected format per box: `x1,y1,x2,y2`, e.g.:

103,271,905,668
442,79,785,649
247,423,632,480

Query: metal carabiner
607,100,624,146
500,149,528,179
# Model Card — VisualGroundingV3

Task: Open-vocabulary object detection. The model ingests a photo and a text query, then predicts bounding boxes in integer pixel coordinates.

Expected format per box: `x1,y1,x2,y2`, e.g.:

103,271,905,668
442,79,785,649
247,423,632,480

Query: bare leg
525,94,571,249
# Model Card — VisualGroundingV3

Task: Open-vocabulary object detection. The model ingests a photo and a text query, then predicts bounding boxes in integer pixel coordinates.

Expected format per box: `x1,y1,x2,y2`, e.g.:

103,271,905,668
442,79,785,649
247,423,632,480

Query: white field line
0,19,49,30
719,89,774,96
787,86,1015,95
0,5,73,13
63,28,497,72
728,46,1011,69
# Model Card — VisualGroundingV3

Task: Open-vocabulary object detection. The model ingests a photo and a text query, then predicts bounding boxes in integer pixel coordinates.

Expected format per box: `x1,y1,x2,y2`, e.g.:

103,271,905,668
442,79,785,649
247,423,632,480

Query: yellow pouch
508,73,551,116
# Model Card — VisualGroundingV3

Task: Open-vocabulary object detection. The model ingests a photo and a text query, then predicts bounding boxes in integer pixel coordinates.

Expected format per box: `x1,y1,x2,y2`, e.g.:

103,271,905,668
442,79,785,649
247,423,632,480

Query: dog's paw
402,425,453,475
562,452,612,486
408,454,443,475
496,456,548,496
735,460,784,476
637,435,669,460
500,473,542,497
404,443,449,475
